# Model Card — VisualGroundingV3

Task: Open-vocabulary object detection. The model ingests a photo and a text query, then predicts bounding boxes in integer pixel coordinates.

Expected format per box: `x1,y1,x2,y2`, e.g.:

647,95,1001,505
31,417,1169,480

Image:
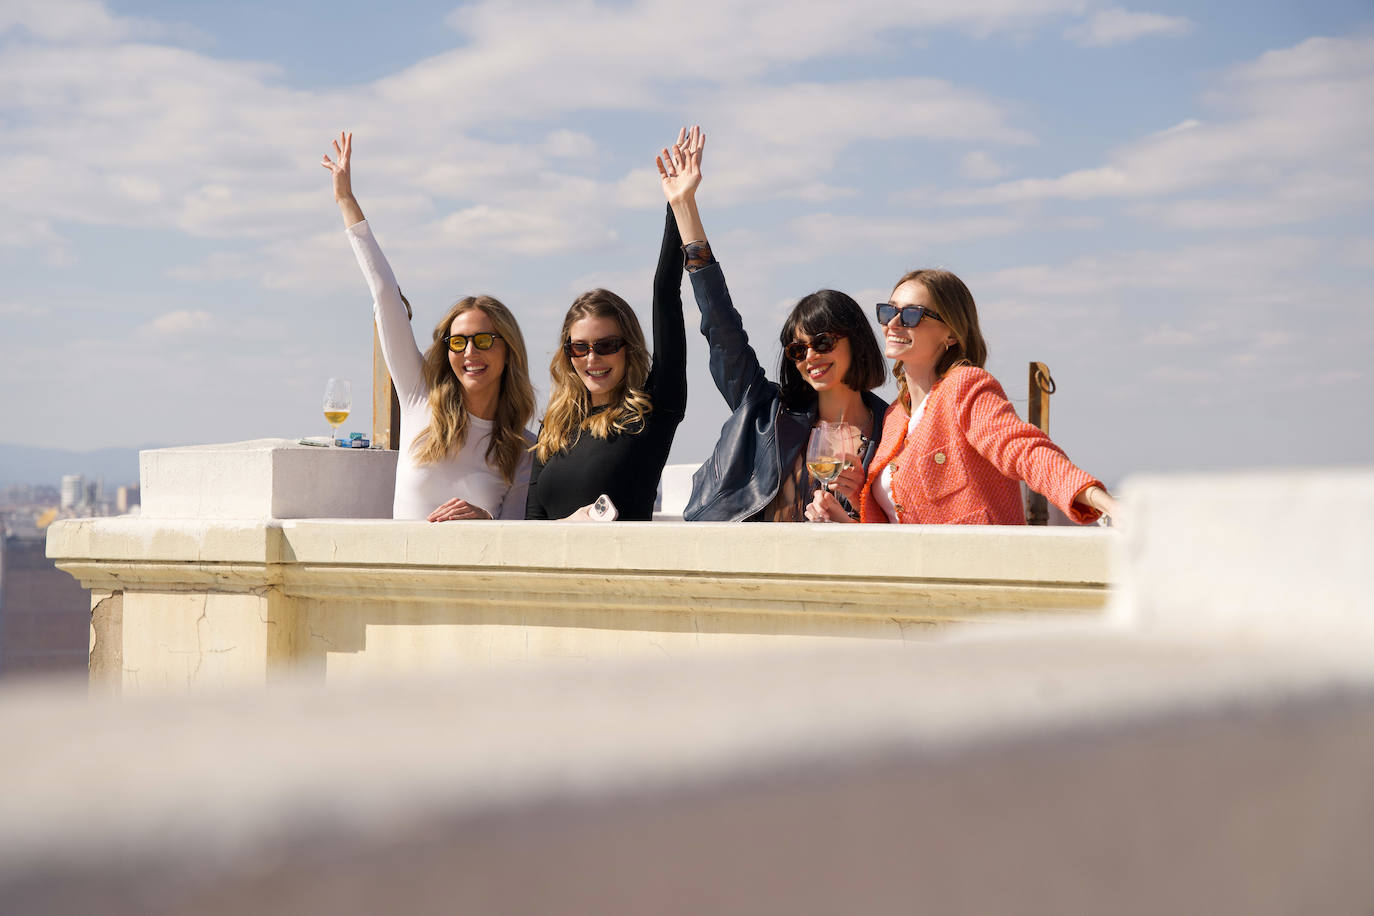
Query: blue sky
2,0,1372,485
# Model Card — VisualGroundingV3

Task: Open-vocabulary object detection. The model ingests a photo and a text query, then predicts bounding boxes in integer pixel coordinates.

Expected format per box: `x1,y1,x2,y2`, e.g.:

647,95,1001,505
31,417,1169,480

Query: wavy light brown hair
535,289,652,463
412,295,535,484
890,269,989,410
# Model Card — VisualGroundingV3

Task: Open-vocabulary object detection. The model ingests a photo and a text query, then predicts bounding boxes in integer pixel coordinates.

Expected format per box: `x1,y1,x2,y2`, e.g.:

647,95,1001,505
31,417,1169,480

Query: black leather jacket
683,262,888,522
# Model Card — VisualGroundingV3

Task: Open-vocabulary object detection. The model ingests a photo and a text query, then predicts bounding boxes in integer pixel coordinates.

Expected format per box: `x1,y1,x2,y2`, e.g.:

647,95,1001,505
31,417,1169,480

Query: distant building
59,475,84,510
116,486,141,514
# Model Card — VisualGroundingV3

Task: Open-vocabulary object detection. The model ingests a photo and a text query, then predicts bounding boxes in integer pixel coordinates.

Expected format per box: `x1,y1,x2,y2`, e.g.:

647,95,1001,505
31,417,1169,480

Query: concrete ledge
46,519,1113,691
140,439,396,519
1,638,1370,914
1118,467,1374,647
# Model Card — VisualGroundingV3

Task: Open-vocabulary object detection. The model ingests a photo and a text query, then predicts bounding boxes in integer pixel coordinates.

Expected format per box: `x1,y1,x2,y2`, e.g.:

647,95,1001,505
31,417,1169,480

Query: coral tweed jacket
858,366,1104,526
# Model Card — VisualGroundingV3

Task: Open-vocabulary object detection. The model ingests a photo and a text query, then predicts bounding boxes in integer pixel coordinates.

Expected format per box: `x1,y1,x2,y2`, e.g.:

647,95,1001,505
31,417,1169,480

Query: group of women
321,127,1118,527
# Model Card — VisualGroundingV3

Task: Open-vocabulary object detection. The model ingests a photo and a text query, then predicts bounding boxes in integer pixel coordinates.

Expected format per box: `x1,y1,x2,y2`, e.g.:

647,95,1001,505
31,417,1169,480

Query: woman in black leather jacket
657,127,889,522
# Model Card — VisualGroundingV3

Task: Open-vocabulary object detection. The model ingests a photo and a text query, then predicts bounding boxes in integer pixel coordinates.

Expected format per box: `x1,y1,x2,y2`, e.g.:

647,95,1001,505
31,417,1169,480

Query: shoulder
939,365,1004,399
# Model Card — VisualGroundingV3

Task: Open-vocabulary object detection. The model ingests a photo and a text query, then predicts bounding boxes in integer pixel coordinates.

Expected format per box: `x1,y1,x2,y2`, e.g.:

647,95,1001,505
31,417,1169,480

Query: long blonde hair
535,289,652,462
412,295,535,484
890,269,989,411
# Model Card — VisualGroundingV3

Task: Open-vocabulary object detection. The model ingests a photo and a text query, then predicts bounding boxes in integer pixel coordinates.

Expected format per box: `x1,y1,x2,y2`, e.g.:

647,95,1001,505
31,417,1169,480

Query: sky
1,0,1372,486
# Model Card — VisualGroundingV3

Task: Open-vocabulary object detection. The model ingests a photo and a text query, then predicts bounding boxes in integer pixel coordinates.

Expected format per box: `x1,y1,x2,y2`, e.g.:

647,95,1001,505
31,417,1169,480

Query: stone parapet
46,517,1113,692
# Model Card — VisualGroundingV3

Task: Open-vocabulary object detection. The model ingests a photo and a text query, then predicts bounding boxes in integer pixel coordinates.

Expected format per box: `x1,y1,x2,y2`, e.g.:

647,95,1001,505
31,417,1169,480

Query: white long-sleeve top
345,219,533,520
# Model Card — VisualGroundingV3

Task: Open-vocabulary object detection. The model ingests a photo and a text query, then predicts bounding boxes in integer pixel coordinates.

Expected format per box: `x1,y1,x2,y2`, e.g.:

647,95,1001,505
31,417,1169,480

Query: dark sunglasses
784,332,844,363
445,332,502,352
564,337,627,358
876,303,943,327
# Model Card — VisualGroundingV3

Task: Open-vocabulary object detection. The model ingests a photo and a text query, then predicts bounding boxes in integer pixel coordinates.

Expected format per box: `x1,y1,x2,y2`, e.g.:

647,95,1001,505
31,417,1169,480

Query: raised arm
957,369,1109,525
321,132,424,404
657,126,768,411
641,130,699,417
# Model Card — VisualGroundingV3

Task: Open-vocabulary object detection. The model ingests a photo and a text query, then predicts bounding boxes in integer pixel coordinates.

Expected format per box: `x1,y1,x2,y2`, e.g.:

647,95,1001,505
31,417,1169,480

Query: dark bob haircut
777,289,886,410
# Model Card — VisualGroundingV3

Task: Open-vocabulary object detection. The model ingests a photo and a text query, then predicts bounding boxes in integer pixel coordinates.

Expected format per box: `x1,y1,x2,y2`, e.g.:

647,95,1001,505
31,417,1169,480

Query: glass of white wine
323,378,351,443
806,421,858,506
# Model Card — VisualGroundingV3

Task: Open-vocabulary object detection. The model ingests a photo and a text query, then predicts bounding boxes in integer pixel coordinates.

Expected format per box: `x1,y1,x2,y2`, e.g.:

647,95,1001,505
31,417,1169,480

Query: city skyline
2,1,1372,486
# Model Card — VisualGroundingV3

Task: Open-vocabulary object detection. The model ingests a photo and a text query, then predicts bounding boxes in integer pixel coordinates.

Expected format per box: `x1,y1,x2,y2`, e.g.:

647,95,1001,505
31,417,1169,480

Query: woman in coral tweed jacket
807,269,1117,526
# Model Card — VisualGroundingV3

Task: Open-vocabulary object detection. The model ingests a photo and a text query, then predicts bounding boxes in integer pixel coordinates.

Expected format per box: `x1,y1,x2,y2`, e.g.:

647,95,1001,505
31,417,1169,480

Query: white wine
807,457,841,481
324,409,350,427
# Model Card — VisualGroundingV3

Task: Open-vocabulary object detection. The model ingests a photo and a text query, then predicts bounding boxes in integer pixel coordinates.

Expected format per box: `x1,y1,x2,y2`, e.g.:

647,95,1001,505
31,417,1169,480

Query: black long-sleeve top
524,206,687,521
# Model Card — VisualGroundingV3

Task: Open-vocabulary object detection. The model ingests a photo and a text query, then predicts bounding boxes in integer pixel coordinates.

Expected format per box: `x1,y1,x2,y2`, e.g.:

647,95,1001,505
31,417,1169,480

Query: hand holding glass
806,422,860,496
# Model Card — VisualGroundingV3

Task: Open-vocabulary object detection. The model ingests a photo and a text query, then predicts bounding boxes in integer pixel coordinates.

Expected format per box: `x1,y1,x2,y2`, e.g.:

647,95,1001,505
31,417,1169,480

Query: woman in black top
660,126,889,522
525,180,687,521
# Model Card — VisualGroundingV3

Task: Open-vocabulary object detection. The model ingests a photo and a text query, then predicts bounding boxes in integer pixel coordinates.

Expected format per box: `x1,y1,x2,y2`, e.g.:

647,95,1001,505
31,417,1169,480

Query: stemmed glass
323,378,352,443
806,421,861,502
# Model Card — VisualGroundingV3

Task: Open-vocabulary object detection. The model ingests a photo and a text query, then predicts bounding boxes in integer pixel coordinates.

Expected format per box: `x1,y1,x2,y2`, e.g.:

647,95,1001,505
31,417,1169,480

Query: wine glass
806,421,859,501
323,378,351,443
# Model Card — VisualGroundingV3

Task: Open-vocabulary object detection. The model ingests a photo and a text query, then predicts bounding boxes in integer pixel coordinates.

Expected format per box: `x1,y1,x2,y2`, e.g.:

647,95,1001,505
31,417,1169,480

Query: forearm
960,372,1105,523
650,206,688,411
668,194,706,249
336,192,365,228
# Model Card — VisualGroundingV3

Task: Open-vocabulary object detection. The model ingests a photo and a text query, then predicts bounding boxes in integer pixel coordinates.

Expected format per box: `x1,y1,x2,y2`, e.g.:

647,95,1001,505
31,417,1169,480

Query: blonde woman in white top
322,132,536,520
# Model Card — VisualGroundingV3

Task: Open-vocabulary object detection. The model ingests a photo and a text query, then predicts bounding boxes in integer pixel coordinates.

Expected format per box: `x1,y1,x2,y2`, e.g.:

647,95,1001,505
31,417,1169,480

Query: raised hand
657,124,705,205
321,131,364,226
320,131,354,201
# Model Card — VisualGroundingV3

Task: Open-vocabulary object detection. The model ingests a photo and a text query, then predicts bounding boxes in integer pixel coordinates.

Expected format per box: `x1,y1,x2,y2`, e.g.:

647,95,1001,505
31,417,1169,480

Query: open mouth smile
806,362,834,381
586,367,613,381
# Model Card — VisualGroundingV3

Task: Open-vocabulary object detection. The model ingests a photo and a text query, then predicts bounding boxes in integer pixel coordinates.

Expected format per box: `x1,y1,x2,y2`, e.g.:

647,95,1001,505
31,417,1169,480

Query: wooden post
1025,361,1055,526
372,325,401,450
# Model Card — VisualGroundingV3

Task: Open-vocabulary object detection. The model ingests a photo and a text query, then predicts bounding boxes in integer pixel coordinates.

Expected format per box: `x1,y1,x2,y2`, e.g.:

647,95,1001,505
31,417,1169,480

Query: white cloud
0,301,46,317
959,150,1007,180
946,35,1374,224
0,0,130,42
0,0,1046,274
141,309,214,337
0,0,202,44
978,235,1326,303
543,130,597,160
1341,238,1374,269
1064,8,1193,47
1142,326,1198,347
1302,368,1363,387
788,212,1024,255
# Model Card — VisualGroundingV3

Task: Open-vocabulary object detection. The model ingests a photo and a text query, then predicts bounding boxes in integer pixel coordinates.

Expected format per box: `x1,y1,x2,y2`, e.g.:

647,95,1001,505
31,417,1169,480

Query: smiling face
883,279,956,376
447,307,506,416
790,329,852,394
567,314,627,407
